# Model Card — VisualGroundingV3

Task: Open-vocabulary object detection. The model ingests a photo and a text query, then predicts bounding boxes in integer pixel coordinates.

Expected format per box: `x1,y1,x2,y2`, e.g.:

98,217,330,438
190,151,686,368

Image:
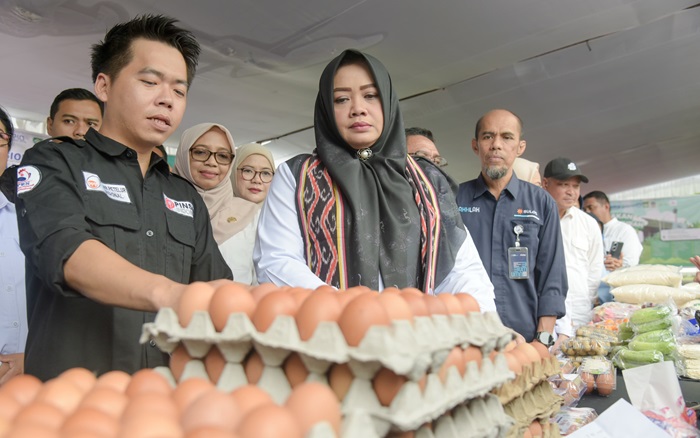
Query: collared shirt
559,206,604,329
253,162,496,312
16,129,232,380
0,192,27,355
456,173,567,341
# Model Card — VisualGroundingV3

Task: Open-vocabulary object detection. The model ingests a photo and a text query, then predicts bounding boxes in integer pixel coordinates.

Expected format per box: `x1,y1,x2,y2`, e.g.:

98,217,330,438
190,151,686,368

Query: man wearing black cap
543,158,603,335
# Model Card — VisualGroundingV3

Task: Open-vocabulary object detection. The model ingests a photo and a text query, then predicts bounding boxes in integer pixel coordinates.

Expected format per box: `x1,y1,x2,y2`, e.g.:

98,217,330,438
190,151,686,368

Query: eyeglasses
189,147,234,165
410,151,448,167
238,167,274,183
0,130,10,142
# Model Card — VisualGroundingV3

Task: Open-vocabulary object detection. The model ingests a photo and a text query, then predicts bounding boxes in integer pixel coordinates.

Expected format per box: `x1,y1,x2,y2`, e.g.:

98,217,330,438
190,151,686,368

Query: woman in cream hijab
512,157,542,186
175,123,261,284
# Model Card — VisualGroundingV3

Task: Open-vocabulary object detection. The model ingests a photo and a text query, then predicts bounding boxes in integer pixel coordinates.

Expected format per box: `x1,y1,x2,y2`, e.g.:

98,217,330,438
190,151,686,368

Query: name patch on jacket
17,166,41,194
163,194,194,218
83,171,131,203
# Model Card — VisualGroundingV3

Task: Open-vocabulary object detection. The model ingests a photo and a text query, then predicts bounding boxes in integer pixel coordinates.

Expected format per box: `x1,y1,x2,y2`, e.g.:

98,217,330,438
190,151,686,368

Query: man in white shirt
543,158,604,333
583,190,644,303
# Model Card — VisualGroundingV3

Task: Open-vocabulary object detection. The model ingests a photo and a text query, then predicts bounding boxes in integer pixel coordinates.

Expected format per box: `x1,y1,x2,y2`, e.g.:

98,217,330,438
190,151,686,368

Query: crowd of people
0,13,675,383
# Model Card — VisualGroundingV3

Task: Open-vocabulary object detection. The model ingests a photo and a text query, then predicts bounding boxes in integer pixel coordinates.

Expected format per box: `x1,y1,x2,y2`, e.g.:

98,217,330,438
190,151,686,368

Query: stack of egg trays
142,308,516,436
502,380,563,438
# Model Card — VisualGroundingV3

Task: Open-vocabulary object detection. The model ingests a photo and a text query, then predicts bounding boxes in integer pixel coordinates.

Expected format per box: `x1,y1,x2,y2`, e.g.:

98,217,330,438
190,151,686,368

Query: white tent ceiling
1,0,699,194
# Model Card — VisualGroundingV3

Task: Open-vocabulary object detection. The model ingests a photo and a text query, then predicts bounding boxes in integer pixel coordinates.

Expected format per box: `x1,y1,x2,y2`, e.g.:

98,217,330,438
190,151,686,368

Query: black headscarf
313,49,424,288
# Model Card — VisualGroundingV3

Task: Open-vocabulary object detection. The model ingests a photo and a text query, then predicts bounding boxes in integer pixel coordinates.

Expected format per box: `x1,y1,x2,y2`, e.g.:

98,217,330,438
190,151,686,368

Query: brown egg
504,352,522,375
0,374,42,406
181,389,241,433
122,392,178,419
377,293,414,322
237,404,302,438
503,340,517,352
169,344,193,381
514,343,540,365
338,293,391,346
596,373,614,396
283,353,309,388
454,293,480,313
244,350,264,384
230,385,274,417
328,363,353,401
124,369,173,398
120,415,182,438
438,347,466,382
208,282,257,331
58,368,97,394
437,294,463,315
177,281,217,328
172,378,216,413
13,402,65,430
423,295,448,315
285,382,342,436
251,283,281,302
61,407,119,437
78,388,128,418
295,291,342,341
94,370,131,393
252,290,298,333
204,346,226,384
399,291,430,317
529,341,550,362
462,345,483,370
529,420,543,438
187,427,237,438
372,368,407,407
34,378,84,414
0,394,22,421
290,288,313,306
3,423,61,438
580,372,595,395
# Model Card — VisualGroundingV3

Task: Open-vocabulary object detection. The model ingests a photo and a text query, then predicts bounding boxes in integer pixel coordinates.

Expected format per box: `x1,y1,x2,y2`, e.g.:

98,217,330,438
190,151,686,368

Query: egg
172,378,215,413
244,350,265,384
34,378,84,414
437,294,463,315
58,368,96,394
186,427,234,438
120,415,182,438
372,367,407,407
125,369,173,398
2,423,61,438
169,344,193,382
204,346,226,384
462,345,483,370
0,394,22,421
595,373,614,396
12,402,65,430
580,372,595,395
454,293,480,313
230,384,274,417
290,288,313,306
78,388,128,418
529,420,543,438
251,282,280,302
529,341,550,362
176,281,217,328
122,392,178,419
0,374,42,406
337,293,391,346
399,291,430,317
294,291,342,341
61,407,119,437
503,351,522,375
328,363,354,401
514,343,540,365
283,353,309,388
423,295,448,315
208,282,256,331
377,292,414,322
285,382,342,436
237,404,302,438
94,370,131,393
181,389,241,433
438,347,466,383
252,290,298,333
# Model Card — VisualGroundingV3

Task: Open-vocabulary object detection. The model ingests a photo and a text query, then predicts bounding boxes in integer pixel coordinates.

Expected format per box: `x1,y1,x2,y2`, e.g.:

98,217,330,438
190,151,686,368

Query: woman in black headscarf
254,50,495,310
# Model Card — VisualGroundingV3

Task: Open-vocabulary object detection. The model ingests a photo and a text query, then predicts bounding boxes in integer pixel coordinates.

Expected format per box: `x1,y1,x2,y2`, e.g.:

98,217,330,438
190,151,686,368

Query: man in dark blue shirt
456,109,567,345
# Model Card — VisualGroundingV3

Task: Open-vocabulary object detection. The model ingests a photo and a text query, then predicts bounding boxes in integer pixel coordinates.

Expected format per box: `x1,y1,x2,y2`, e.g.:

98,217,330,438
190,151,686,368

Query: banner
8,129,48,167
611,195,700,266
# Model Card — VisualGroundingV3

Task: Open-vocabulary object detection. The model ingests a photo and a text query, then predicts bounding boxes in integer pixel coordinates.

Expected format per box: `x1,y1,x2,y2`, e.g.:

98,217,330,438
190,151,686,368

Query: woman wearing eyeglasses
174,123,264,284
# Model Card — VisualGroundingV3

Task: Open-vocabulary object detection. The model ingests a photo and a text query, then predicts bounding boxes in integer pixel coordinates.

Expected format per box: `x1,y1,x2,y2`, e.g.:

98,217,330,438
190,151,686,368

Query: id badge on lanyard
508,224,529,279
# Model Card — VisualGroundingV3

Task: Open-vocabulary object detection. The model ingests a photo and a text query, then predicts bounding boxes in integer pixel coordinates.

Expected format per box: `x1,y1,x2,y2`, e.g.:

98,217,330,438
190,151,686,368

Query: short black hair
49,88,104,119
0,106,14,149
583,190,610,206
405,127,435,142
90,14,200,86
474,109,524,140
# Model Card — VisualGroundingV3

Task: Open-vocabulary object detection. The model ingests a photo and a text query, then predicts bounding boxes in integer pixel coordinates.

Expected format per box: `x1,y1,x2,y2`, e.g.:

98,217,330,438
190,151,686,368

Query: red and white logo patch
16,166,41,195
163,194,194,218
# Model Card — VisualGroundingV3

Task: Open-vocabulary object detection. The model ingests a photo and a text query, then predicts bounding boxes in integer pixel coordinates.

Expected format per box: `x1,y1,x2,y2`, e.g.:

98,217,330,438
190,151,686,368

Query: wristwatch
535,331,555,347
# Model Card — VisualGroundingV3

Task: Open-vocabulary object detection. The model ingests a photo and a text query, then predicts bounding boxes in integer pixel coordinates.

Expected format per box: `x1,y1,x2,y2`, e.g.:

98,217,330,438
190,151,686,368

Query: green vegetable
628,339,676,355
617,347,665,363
635,329,674,344
630,306,672,326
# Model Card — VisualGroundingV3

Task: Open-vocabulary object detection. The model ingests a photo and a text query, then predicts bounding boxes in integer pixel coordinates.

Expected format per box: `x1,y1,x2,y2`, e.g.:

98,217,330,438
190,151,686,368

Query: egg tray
141,308,514,380
502,381,563,434
413,394,515,438
493,355,561,405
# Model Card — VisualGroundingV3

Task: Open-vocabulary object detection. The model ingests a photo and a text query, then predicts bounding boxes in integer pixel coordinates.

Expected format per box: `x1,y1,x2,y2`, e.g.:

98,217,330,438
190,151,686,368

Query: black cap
543,157,589,183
